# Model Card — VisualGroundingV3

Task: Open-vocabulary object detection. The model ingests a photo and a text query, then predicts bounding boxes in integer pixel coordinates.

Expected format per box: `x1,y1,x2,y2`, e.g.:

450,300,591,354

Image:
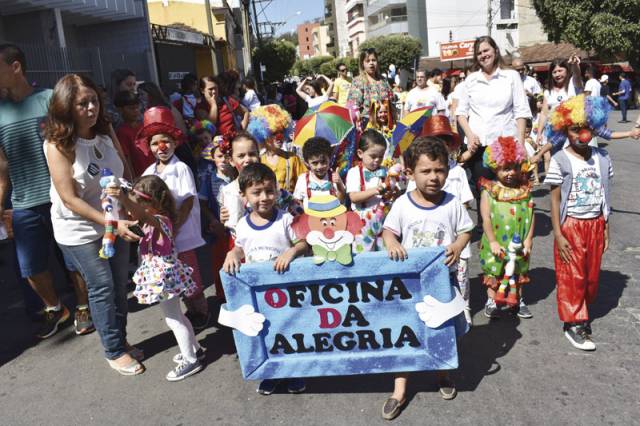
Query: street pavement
1,112,639,426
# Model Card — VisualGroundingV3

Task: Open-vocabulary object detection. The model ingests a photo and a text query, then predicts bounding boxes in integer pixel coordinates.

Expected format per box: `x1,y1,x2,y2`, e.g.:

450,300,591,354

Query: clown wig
246,104,293,146
189,119,216,137
545,94,610,147
483,136,529,171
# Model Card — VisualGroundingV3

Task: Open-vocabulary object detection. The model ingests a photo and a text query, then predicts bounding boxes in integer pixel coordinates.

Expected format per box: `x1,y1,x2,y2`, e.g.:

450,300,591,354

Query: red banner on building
439,40,475,62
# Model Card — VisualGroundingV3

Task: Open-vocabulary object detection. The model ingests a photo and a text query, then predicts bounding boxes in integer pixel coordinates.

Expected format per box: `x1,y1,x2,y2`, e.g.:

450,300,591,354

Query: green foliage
291,56,359,78
253,39,297,82
532,0,640,67
358,34,422,72
278,30,298,46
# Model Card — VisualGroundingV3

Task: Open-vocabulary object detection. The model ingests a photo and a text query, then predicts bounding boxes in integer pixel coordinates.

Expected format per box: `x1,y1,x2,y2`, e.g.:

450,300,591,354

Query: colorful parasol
391,106,434,153
293,101,354,147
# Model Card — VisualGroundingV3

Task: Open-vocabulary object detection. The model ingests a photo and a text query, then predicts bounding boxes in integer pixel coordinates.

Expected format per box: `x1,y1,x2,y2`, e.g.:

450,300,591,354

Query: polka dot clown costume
479,137,534,291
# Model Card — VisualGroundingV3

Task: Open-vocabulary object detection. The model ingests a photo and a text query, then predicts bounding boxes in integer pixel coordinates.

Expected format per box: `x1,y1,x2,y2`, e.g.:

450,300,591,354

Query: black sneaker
74,307,96,335
438,377,457,400
166,359,203,381
172,348,207,363
286,378,306,394
185,311,210,333
36,306,70,339
484,299,499,318
516,301,533,319
257,379,280,395
584,322,592,335
564,324,596,351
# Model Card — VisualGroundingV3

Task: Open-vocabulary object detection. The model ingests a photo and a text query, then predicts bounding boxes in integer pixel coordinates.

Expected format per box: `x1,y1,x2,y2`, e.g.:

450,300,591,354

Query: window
500,0,514,20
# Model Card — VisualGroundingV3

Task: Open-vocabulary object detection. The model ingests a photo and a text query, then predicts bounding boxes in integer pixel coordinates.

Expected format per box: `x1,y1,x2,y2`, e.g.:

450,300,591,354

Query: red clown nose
323,227,335,239
578,129,592,143
158,141,168,152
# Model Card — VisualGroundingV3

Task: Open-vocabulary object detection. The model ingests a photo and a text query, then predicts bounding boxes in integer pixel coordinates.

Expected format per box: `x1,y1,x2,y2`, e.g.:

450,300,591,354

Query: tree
278,30,298,46
291,56,359,78
532,0,640,67
358,35,422,73
252,39,297,82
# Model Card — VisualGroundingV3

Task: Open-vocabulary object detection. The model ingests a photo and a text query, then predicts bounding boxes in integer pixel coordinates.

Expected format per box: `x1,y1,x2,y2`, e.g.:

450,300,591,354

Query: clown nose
578,129,592,143
158,141,168,151
323,227,335,239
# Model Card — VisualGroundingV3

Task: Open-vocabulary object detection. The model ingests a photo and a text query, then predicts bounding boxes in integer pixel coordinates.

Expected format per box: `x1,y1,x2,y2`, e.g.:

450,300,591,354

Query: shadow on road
590,269,629,321
532,211,553,237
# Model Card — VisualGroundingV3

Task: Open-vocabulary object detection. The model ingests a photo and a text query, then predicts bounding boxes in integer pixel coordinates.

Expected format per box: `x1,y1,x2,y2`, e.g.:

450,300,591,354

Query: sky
254,0,325,35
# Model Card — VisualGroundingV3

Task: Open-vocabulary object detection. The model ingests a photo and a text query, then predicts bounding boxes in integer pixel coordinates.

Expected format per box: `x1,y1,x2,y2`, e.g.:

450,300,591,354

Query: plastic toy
98,168,120,259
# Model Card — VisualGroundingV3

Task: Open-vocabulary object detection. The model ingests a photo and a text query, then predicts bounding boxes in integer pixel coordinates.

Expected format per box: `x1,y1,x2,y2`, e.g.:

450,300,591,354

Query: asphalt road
1,112,639,426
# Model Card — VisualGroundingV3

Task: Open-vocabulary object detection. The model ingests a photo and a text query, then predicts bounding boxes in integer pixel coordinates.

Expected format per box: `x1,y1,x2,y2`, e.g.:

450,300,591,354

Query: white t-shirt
242,89,261,111
584,78,601,97
405,86,446,113
143,156,205,252
235,209,297,263
523,75,542,96
346,165,383,212
305,94,328,108
219,179,245,232
405,161,474,258
545,150,613,219
45,135,124,246
292,172,338,206
383,191,474,269
544,80,577,112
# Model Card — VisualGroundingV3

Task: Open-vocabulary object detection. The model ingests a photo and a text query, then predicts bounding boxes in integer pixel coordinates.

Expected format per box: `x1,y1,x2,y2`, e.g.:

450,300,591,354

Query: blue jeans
620,98,628,121
59,238,129,359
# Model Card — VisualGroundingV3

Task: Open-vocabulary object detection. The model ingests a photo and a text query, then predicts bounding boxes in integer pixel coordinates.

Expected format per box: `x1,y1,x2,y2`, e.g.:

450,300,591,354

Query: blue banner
221,248,465,380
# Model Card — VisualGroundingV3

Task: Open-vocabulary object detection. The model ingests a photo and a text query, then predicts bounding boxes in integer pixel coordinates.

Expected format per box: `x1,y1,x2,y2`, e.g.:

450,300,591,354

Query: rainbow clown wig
545,94,610,147
483,136,529,171
189,119,216,137
246,104,293,146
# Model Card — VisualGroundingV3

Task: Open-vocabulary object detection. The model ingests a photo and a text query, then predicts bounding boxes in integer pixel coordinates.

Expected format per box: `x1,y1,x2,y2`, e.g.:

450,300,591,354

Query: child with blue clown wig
247,104,306,193
544,94,618,351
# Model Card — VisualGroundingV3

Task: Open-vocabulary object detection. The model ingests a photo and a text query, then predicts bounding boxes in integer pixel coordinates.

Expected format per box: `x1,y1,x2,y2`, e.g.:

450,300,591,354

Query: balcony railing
368,15,407,31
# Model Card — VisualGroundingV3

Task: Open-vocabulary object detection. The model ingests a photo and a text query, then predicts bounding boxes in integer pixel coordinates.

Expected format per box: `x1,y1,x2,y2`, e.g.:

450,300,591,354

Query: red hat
419,115,461,152
136,106,184,146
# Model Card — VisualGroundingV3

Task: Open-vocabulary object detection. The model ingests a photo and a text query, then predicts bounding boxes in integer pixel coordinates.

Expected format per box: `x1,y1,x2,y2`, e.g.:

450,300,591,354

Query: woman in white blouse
44,74,144,376
456,36,531,183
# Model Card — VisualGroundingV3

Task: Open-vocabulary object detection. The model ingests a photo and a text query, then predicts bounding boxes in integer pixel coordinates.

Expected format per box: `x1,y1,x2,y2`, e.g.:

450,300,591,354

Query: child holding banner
382,137,473,420
222,163,308,394
293,136,346,206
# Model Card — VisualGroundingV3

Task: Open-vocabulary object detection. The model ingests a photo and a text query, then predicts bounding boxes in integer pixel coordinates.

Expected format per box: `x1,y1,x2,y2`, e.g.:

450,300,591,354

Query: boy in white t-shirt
222,163,308,395
405,116,475,324
293,136,346,206
380,136,473,420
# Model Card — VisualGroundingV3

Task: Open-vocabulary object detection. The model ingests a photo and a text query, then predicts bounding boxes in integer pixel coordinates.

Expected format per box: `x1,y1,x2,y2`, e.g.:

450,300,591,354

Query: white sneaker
464,307,473,326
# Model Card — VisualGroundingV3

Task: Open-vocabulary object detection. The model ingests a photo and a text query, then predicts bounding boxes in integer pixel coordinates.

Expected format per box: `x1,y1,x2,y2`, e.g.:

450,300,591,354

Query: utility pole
487,0,493,36
251,0,262,46
240,0,252,76
204,0,220,75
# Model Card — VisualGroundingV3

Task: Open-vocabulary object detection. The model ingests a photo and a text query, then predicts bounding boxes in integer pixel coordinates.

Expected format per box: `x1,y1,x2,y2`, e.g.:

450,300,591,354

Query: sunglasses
339,68,347,72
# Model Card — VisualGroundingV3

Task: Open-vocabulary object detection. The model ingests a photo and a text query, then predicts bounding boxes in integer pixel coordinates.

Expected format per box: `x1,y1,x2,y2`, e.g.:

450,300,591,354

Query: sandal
107,355,145,376
381,397,406,420
125,342,144,361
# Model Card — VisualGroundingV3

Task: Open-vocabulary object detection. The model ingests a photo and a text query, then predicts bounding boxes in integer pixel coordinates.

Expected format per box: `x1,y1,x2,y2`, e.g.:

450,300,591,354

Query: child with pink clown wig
479,137,536,319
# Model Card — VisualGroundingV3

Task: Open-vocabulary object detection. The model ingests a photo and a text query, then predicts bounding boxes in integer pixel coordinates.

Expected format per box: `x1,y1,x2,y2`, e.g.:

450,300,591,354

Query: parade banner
220,248,466,380
439,40,475,61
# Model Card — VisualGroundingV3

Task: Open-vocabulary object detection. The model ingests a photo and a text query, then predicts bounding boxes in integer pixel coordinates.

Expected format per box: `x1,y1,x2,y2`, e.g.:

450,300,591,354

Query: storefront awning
0,0,144,23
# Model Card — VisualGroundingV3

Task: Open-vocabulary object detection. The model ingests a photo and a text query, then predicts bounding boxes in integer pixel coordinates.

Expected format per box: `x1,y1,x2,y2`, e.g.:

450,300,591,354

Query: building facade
365,0,428,56
298,22,321,59
0,0,156,89
345,0,366,57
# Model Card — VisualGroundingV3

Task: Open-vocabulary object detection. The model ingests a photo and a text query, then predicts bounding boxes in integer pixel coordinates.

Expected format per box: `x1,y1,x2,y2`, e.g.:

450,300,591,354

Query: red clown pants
554,215,605,323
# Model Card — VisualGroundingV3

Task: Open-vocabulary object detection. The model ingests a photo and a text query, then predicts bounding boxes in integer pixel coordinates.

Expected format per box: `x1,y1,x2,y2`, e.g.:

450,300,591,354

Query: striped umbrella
391,106,435,153
293,101,354,147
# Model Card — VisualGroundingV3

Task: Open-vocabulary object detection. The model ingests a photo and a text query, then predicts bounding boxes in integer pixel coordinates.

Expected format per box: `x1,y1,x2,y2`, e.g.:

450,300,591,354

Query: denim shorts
11,203,55,278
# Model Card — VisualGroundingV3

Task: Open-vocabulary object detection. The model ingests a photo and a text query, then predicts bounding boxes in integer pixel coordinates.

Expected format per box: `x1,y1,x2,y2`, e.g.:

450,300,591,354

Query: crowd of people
1,36,639,421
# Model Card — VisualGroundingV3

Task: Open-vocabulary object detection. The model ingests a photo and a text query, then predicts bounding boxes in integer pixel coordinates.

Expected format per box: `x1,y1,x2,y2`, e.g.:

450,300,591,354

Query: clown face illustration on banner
292,195,363,266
